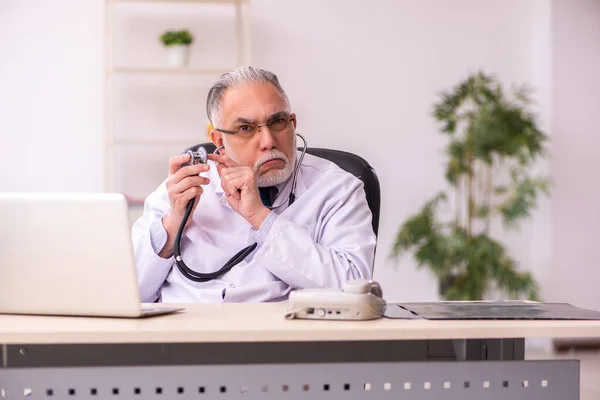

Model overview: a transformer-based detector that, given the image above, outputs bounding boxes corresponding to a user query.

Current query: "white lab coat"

[131,151,376,303]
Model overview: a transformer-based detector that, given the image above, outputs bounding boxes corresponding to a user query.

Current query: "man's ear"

[210,130,224,148]
[292,113,297,129]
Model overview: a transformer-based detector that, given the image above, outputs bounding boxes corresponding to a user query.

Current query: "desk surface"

[1,303,600,345]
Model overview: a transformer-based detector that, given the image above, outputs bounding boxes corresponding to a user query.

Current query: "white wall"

[548,0,600,310]
[0,0,104,192]
[1,0,596,305]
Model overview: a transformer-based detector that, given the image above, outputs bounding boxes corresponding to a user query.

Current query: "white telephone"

[285,279,386,320]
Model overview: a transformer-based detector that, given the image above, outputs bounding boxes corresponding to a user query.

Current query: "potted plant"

[159,29,194,67]
[390,71,550,301]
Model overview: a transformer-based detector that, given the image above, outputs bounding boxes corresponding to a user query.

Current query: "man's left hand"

[208,153,271,230]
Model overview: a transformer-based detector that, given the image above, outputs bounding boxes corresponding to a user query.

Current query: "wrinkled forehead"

[219,82,290,124]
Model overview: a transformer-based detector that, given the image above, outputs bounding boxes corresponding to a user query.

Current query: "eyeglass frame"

[213,113,296,138]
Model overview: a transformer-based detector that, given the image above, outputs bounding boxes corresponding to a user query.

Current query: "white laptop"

[0,192,183,318]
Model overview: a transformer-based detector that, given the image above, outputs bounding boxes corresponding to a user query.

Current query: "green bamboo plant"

[391,71,550,301]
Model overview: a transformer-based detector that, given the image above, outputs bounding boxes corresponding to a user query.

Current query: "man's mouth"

[259,158,285,170]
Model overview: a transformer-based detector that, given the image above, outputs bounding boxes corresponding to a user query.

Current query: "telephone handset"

[285,279,386,320]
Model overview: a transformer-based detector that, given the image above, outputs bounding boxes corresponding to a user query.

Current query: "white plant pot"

[167,44,190,67]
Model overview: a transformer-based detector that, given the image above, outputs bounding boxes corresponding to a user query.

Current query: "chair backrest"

[184,143,381,237]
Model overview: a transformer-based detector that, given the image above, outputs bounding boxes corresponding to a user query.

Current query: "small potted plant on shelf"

[159,29,194,67]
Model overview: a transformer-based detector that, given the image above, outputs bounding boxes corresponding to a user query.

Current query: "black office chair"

[184,143,381,237]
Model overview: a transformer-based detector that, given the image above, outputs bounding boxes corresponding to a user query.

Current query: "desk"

[2,303,600,399]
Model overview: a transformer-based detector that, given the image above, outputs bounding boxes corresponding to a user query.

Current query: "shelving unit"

[103,0,251,218]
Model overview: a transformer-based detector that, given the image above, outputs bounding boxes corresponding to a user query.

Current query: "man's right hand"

[159,153,211,258]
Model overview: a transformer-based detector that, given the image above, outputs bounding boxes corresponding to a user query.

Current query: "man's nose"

[257,125,276,150]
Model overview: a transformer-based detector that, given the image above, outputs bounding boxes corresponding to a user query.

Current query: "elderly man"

[132,66,376,303]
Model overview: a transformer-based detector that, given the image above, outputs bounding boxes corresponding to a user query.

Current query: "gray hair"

[206,66,290,128]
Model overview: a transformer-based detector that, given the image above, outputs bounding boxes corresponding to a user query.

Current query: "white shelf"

[109,66,233,76]
[104,0,251,197]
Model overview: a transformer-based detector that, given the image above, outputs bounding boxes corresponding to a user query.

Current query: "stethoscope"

[173,133,308,282]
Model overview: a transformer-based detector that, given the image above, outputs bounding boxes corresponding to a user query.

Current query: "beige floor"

[526,348,600,400]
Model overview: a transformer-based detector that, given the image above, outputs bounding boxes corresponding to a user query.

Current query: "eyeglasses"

[214,114,295,140]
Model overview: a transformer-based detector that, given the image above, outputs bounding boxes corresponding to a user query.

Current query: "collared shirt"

[131,151,376,303]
